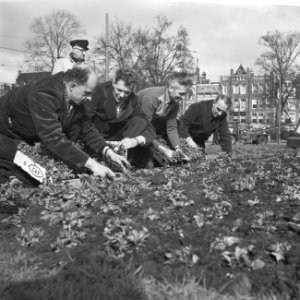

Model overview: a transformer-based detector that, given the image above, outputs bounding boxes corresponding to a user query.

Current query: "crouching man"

[179,95,232,156]
[0,66,129,186]
[83,68,156,169]
[137,71,193,165]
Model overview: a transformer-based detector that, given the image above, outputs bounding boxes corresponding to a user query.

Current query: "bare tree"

[256,30,300,139]
[92,18,150,84]
[24,10,82,72]
[94,15,195,89]
[144,15,194,85]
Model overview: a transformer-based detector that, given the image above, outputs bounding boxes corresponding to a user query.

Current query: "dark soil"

[0,143,300,299]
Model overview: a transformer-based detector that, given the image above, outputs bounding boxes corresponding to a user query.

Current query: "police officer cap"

[70,39,89,51]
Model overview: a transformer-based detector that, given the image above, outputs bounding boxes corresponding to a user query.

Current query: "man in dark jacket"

[0,66,129,185]
[86,68,156,168]
[179,95,232,154]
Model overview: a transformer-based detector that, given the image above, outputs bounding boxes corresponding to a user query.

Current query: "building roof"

[16,71,51,86]
[234,64,247,75]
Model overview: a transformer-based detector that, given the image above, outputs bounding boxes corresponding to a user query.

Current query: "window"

[266,111,274,124]
[252,83,258,94]
[240,83,246,94]
[233,84,239,94]
[233,99,240,111]
[288,100,296,110]
[252,99,257,109]
[258,83,264,93]
[240,99,247,111]
[222,85,228,94]
[289,112,296,122]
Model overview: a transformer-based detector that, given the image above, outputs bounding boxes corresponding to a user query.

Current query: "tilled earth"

[0,143,300,299]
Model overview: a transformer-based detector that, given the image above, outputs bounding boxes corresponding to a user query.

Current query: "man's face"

[113,80,132,104]
[72,47,86,60]
[69,73,97,105]
[212,98,230,118]
[168,80,190,103]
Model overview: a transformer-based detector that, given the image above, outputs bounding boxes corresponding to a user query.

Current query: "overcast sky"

[1,0,300,83]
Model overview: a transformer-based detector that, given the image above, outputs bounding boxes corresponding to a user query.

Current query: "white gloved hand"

[118,137,139,150]
[104,147,131,172]
[157,145,177,163]
[186,137,199,149]
[102,146,130,172]
[174,146,191,162]
[84,157,116,180]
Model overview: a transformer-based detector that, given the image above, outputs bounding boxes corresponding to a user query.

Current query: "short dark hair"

[167,71,193,86]
[64,65,92,85]
[114,68,136,87]
[215,94,232,108]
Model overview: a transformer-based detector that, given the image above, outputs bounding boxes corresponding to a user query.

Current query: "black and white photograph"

[1,0,300,299]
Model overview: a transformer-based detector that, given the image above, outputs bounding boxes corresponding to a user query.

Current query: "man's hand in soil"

[104,147,131,172]
[84,157,116,180]
[157,144,177,163]
[174,146,191,162]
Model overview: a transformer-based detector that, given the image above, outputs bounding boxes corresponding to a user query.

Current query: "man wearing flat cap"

[52,39,89,74]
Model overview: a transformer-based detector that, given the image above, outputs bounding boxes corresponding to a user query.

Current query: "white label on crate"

[13,150,46,183]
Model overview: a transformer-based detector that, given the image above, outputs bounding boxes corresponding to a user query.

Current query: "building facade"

[183,72,221,114]
[220,64,300,129]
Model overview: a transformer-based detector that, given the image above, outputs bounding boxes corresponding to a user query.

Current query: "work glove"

[157,145,177,163]
[174,146,191,162]
[103,147,130,172]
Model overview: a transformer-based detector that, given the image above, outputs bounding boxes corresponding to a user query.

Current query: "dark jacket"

[87,81,155,145]
[180,100,232,153]
[0,72,107,171]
